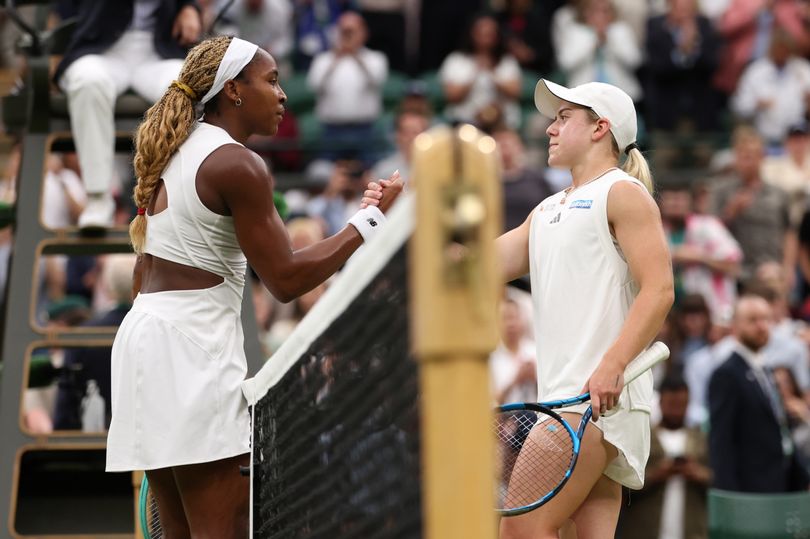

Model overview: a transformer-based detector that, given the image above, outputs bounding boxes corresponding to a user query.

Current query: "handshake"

[346,170,404,243]
[360,170,403,213]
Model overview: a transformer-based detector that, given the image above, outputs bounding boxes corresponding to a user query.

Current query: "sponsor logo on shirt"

[569,199,593,209]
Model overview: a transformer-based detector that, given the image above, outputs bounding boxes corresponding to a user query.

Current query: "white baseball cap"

[534,79,638,154]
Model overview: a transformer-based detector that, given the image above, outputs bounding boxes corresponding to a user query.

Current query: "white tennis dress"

[529,168,654,489]
[106,122,251,471]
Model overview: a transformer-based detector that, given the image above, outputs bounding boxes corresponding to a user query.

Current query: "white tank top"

[144,122,248,298]
[529,168,652,410]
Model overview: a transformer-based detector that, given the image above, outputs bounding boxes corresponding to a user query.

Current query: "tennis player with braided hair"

[106,36,402,537]
[364,79,673,537]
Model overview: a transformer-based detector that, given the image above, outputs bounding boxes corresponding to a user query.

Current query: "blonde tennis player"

[495,81,673,538]
[363,80,673,537]
[106,36,401,538]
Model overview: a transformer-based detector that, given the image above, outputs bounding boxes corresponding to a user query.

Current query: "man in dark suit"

[708,294,810,492]
[53,0,201,230]
[644,0,720,168]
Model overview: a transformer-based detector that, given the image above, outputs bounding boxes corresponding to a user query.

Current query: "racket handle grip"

[623,342,670,385]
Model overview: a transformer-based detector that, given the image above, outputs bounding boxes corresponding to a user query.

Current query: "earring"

[235,97,242,107]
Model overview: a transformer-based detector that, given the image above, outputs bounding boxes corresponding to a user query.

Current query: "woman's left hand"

[582,360,624,421]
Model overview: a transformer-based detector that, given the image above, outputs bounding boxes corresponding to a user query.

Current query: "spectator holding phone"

[619,377,711,539]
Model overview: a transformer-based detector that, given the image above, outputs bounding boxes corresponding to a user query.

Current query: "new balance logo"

[367,218,378,227]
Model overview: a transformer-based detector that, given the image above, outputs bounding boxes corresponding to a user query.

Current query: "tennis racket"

[139,475,162,539]
[494,341,669,517]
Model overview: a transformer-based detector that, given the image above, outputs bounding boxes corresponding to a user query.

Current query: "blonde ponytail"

[129,36,234,254]
[622,147,653,195]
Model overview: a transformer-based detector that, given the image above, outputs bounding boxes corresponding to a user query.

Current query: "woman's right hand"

[361,170,402,212]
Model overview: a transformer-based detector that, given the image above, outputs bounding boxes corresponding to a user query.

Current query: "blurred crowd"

[2,0,810,537]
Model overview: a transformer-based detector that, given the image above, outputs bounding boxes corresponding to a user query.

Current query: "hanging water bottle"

[81,379,105,432]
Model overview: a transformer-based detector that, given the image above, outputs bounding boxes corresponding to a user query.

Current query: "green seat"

[521,70,542,106]
[382,70,407,108]
[418,70,445,111]
[297,111,323,154]
[708,489,810,539]
[282,71,315,116]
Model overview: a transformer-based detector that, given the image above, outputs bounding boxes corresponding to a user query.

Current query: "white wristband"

[348,206,386,243]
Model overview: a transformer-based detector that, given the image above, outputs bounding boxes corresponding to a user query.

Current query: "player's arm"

[495,211,533,283]
[606,181,674,367]
[212,146,399,302]
[586,181,675,417]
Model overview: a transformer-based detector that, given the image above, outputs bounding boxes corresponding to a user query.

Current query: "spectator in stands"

[708,294,810,492]
[682,314,735,428]
[42,153,86,229]
[260,217,328,354]
[494,0,564,74]
[53,0,202,231]
[709,126,795,283]
[307,11,388,163]
[294,0,351,70]
[552,0,643,104]
[713,0,810,97]
[676,294,714,363]
[218,0,294,74]
[356,0,408,73]
[762,123,810,227]
[439,13,522,129]
[53,254,136,431]
[659,182,742,323]
[370,108,430,186]
[797,202,810,306]
[644,0,721,140]
[732,29,810,148]
[619,377,710,539]
[492,126,553,233]
[749,268,810,403]
[489,297,536,405]
[612,0,652,45]
[398,80,434,118]
[772,366,810,474]
[417,0,485,72]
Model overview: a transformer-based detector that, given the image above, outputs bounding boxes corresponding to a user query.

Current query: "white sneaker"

[78,194,115,233]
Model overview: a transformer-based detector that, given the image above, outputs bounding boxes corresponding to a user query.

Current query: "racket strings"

[495,411,575,510]
[147,489,163,539]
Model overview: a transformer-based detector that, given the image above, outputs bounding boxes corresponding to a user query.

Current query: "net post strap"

[247,403,255,539]
[240,193,415,405]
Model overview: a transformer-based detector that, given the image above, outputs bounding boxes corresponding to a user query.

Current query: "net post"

[411,124,502,539]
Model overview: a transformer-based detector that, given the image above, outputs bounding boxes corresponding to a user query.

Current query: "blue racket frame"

[496,392,596,516]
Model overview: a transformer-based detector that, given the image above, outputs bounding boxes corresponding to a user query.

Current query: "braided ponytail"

[129,36,233,254]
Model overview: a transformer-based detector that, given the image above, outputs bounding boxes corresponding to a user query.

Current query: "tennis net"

[242,195,421,539]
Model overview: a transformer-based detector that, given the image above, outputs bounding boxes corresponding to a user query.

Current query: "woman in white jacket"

[552,0,643,102]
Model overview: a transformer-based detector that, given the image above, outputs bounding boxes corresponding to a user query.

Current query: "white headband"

[200,37,259,104]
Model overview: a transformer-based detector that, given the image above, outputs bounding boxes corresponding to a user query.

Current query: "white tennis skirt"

[562,385,652,490]
[106,283,251,471]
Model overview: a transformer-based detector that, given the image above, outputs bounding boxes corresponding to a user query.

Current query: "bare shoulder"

[607,179,660,223]
[197,144,273,214]
[199,144,269,185]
